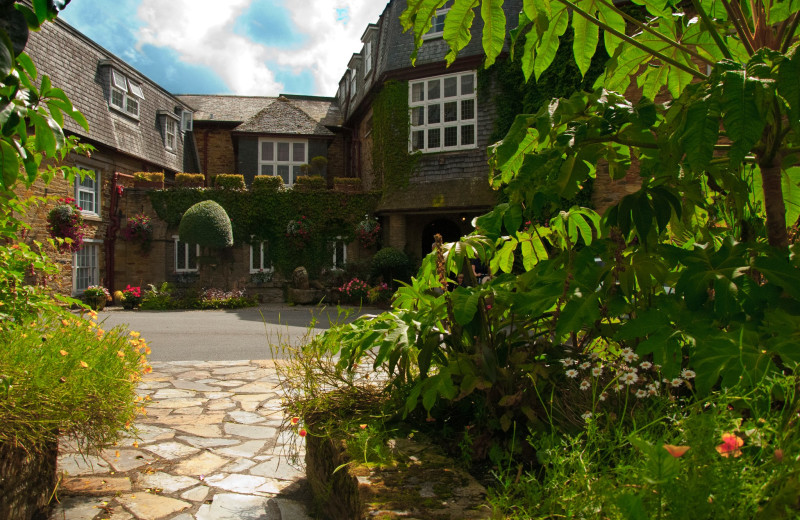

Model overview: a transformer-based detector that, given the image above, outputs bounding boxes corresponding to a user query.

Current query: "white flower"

[671,378,683,387]
[647,383,658,392]
[639,361,653,370]
[614,383,625,392]
[560,358,575,366]
[636,389,648,398]
[580,380,591,390]
[598,392,608,401]
[581,411,593,420]
[624,351,639,363]
[621,372,639,385]
[654,364,662,371]
[579,361,592,370]
[566,369,579,378]
[590,352,600,360]
[681,369,696,379]
[591,366,603,377]
[621,347,633,356]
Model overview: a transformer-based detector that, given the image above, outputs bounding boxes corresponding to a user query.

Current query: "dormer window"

[364,41,373,75]
[424,1,452,39]
[181,110,193,132]
[350,68,357,98]
[158,111,180,152]
[109,69,143,118]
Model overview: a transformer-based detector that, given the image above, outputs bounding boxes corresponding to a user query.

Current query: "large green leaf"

[721,69,766,165]
[571,7,599,77]
[681,95,721,172]
[776,47,800,134]
[689,334,774,394]
[443,0,479,65]
[481,0,506,67]
[451,287,482,325]
[0,139,20,188]
[554,292,600,338]
[533,3,568,81]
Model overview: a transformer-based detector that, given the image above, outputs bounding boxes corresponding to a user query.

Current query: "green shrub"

[178,200,233,248]
[310,156,328,175]
[294,175,327,192]
[370,247,411,287]
[251,175,282,192]
[213,174,245,190]
[133,171,164,182]
[175,173,205,187]
[334,177,361,187]
[0,315,149,452]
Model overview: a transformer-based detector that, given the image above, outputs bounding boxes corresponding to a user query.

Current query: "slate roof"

[25,18,193,173]
[177,94,343,133]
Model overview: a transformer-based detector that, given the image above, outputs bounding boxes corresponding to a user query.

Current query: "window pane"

[428,80,440,100]
[428,104,440,124]
[444,126,458,147]
[411,107,424,126]
[412,130,425,151]
[78,191,94,213]
[461,74,474,95]
[112,70,127,90]
[261,141,274,161]
[292,165,302,183]
[461,124,475,145]
[444,101,457,122]
[278,165,290,184]
[292,142,305,162]
[444,77,457,97]
[126,97,139,115]
[428,128,440,149]
[432,13,445,32]
[261,164,274,176]
[461,99,474,120]
[277,142,290,162]
[111,89,124,108]
[411,83,425,102]
[176,241,186,270]
[188,245,197,270]
[129,81,144,99]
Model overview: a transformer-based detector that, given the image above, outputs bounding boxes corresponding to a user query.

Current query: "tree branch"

[720,0,756,54]
[596,0,716,65]
[781,13,800,53]
[690,0,734,59]
[555,0,707,79]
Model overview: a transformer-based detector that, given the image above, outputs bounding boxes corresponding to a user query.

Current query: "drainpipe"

[105,172,133,293]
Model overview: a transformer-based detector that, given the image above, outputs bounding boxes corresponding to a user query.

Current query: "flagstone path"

[50,360,311,520]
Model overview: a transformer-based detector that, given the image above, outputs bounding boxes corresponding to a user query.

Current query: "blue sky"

[60,0,387,96]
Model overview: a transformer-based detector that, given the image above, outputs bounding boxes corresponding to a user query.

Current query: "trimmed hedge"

[294,175,326,192]
[178,200,233,248]
[175,173,205,187]
[252,175,282,192]
[214,174,246,190]
[133,171,164,182]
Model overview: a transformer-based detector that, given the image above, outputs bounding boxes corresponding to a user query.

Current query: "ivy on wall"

[371,80,420,194]
[148,189,380,276]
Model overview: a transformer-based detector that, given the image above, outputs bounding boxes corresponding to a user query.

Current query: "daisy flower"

[624,351,639,363]
[621,372,639,385]
[581,411,593,421]
[635,389,647,398]
[639,361,653,370]
[671,378,683,387]
[598,392,608,401]
[580,380,591,390]
[681,369,696,379]
[566,369,579,379]
[560,358,575,366]
[579,361,591,370]
[591,366,603,377]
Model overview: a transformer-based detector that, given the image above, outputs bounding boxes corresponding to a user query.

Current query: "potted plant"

[286,216,311,247]
[175,173,205,188]
[47,197,86,253]
[355,214,380,248]
[121,285,142,310]
[83,285,111,311]
[122,214,153,252]
[250,268,273,285]
[133,172,165,189]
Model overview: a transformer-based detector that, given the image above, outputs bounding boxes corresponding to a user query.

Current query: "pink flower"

[716,432,744,458]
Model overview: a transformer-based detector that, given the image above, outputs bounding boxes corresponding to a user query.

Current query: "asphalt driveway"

[94,303,378,362]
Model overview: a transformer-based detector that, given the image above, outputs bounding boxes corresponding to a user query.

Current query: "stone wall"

[193,126,236,177]
[0,441,58,520]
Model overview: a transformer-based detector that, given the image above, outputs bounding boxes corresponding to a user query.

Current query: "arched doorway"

[421,218,462,255]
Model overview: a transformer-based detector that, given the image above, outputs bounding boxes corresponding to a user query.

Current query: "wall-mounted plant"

[355,214,380,248]
[175,173,205,188]
[122,214,154,252]
[286,215,311,247]
[213,174,245,190]
[47,197,86,253]
[133,172,164,189]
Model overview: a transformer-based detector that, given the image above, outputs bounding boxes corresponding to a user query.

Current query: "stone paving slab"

[51,360,311,520]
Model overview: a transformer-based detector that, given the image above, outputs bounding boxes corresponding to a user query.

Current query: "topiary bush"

[175,173,205,187]
[294,175,327,192]
[178,200,233,248]
[251,175,282,192]
[213,174,245,190]
[370,247,411,288]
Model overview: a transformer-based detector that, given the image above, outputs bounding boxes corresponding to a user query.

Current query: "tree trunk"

[760,160,789,248]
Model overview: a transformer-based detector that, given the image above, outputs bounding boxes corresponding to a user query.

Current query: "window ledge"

[81,213,102,222]
[108,103,140,121]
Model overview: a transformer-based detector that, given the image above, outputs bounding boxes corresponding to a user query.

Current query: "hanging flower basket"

[46,197,86,253]
[355,215,380,248]
[286,216,311,247]
[122,214,154,252]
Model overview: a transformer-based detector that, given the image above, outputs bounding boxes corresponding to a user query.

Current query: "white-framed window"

[364,40,373,75]
[181,110,193,132]
[109,69,143,118]
[424,1,452,39]
[174,237,199,272]
[409,71,477,153]
[250,241,273,273]
[350,68,357,98]
[73,242,100,294]
[258,138,308,186]
[331,236,347,269]
[163,117,177,151]
[75,167,100,216]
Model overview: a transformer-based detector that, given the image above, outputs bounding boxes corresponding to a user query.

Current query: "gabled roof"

[234,97,334,136]
[177,94,343,131]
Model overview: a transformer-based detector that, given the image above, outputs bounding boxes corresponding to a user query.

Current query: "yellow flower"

[117,350,125,358]
[59,350,68,356]
[129,340,139,347]
[61,319,70,327]
[80,361,89,368]
[89,311,98,320]
[144,346,151,355]
[129,331,140,338]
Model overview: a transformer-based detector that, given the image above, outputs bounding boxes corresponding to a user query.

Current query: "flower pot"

[85,295,107,311]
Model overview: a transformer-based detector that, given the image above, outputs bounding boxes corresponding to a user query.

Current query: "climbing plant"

[371,80,421,193]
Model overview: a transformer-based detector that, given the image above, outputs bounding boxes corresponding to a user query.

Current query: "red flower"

[299,428,307,437]
[663,444,690,458]
[291,416,300,425]
[716,432,744,458]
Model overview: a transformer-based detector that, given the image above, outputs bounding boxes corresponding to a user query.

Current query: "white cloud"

[134,0,388,96]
